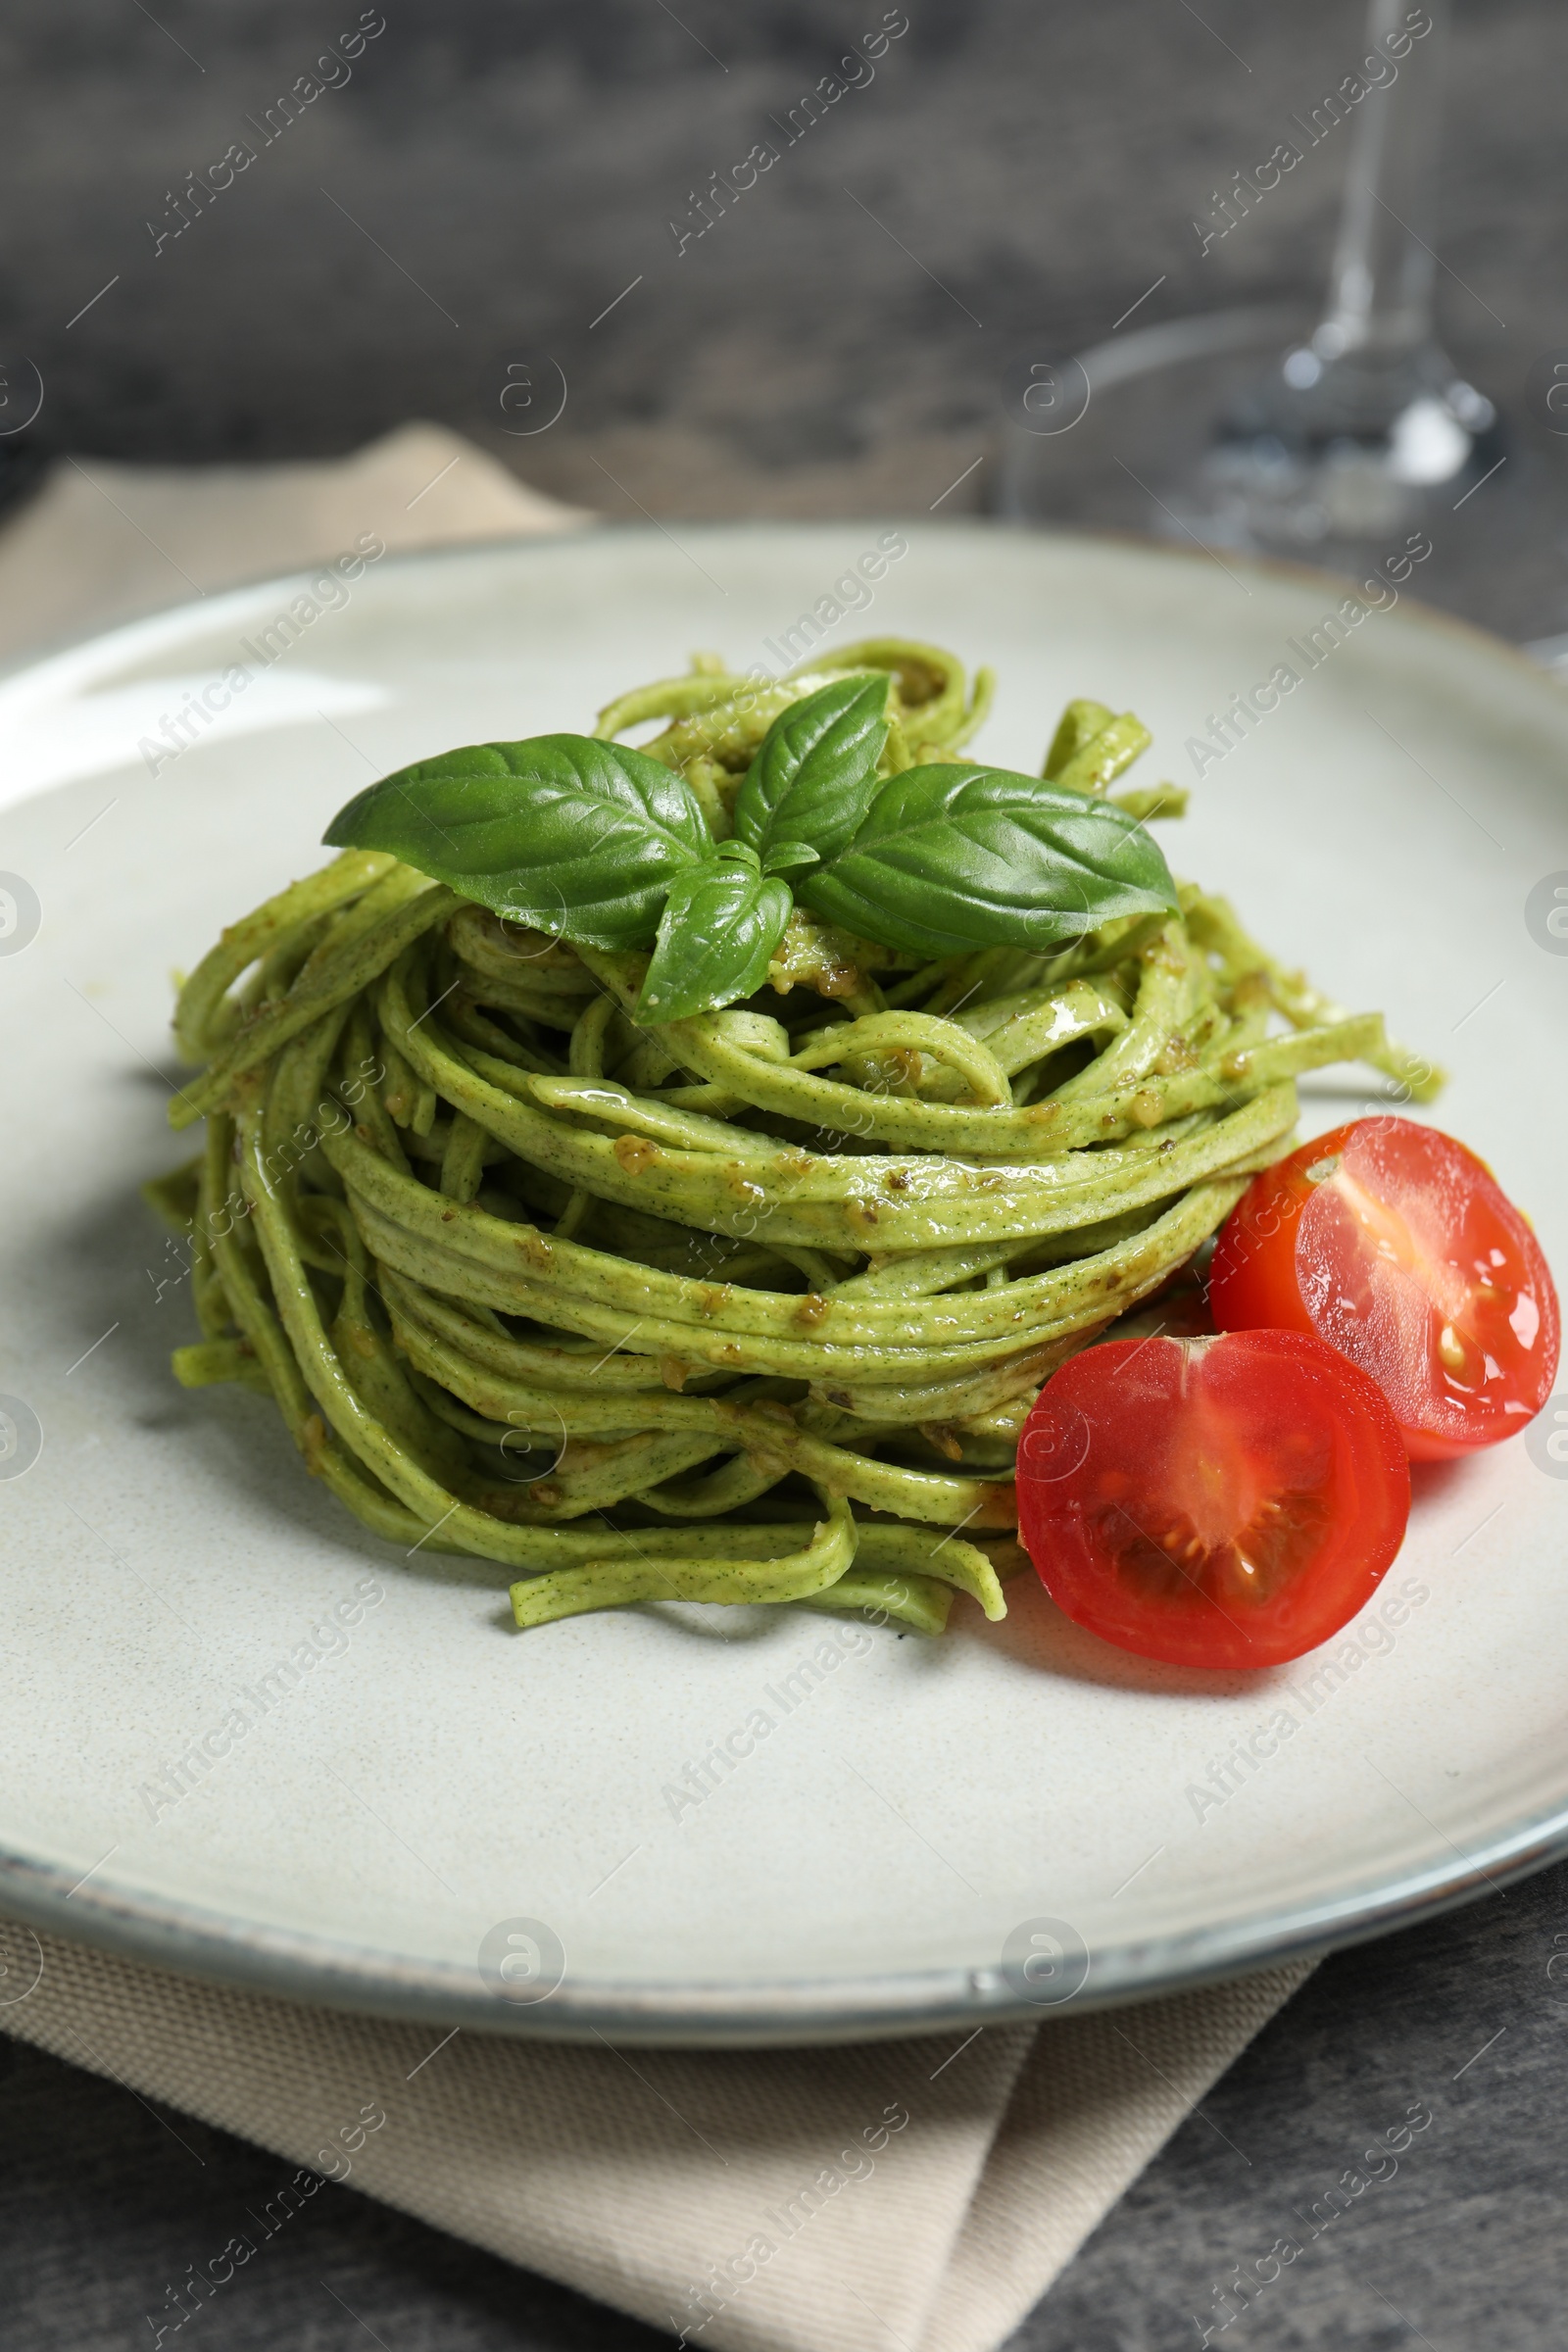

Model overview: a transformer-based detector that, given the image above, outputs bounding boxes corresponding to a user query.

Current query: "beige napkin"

[0,419,588,664]
[0,424,1313,2348]
[2,1913,1307,2352]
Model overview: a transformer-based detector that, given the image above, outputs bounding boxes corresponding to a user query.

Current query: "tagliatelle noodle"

[153,639,1438,1637]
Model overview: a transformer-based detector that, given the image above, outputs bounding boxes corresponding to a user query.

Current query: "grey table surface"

[4,1,1568,2345]
[7,1859,1568,2352]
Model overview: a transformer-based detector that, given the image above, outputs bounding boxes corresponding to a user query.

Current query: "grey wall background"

[2,0,1562,517]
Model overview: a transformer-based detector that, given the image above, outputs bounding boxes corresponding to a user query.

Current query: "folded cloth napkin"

[1,1912,1307,2352]
[0,422,1314,2350]
[0,418,588,664]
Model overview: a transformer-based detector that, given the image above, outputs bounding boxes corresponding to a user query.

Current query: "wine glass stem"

[1317,0,1449,363]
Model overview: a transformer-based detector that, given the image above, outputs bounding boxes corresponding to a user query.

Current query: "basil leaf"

[636,861,794,1025]
[323,735,712,952]
[732,674,891,875]
[801,762,1179,957]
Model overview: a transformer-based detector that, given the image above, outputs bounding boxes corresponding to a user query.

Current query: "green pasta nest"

[151,639,1437,1638]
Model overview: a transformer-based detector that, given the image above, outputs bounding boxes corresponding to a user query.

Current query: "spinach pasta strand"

[156,639,1431,1639]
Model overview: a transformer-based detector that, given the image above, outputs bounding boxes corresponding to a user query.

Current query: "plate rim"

[2,510,1564,713]
[6,516,1567,2044]
[4,1804,1566,2045]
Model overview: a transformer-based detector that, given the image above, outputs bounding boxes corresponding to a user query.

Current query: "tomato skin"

[1016,1330,1409,1670]
[1209,1118,1560,1461]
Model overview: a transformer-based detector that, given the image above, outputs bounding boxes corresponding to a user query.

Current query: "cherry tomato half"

[1208,1117,1559,1461]
[1016,1330,1409,1669]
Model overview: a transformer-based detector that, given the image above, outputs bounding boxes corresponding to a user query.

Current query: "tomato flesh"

[1208,1117,1559,1460]
[1016,1330,1409,1669]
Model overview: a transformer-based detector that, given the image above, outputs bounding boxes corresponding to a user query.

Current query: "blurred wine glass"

[1184,0,1501,546]
[1001,0,1568,648]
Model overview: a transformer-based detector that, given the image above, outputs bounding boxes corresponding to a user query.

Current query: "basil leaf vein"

[636,862,795,1024]
[323,736,712,951]
[732,674,891,876]
[801,762,1180,956]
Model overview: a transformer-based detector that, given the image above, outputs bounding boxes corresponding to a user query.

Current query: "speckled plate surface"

[2,522,1566,2043]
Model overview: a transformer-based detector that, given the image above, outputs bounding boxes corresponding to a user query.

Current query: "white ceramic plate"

[3,523,1567,2044]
